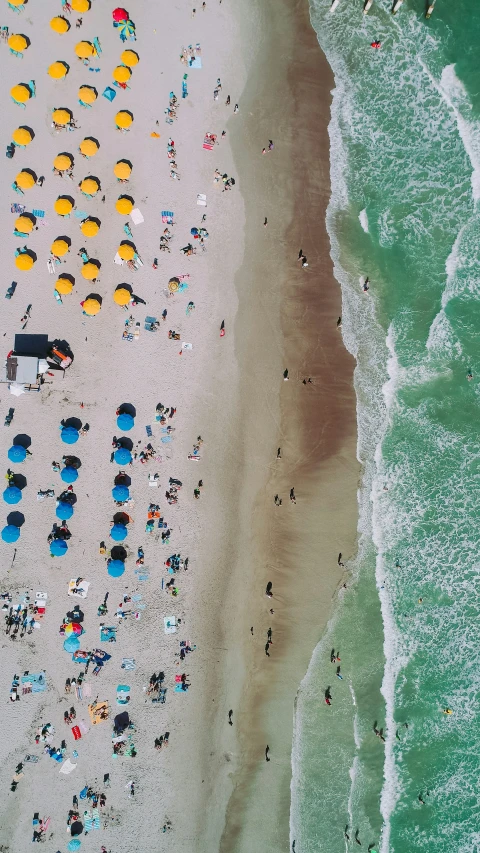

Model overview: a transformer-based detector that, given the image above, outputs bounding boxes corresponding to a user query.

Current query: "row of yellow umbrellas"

[11,129,100,157]
[51,194,136,217]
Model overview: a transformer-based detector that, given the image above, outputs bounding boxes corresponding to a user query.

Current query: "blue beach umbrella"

[8,445,26,463]
[56,501,74,520]
[3,486,22,504]
[108,559,125,577]
[1,524,20,543]
[50,538,68,557]
[116,413,134,431]
[112,484,129,501]
[110,523,127,541]
[63,635,80,653]
[61,466,78,483]
[61,426,79,444]
[114,447,132,465]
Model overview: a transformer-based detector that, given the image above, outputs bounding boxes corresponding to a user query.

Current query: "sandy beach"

[0,0,358,852]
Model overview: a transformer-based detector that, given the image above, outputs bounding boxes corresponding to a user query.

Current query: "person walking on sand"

[264,217,268,227]
[228,710,233,725]
[225,95,230,106]
[265,745,270,761]
[266,582,273,598]
[268,140,274,150]
[290,488,296,504]
[283,369,289,380]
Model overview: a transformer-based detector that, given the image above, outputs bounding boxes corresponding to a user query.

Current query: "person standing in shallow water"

[265,745,270,761]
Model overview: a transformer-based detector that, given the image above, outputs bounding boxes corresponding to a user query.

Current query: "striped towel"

[75,685,83,700]
[84,810,93,832]
[31,209,45,218]
[92,809,101,830]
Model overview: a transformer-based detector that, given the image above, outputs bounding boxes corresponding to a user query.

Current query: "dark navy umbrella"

[2,524,20,543]
[3,486,22,504]
[61,466,78,483]
[8,445,26,463]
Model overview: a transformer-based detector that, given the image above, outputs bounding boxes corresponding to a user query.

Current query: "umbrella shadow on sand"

[117,403,136,417]
[114,472,131,487]
[11,474,27,490]
[62,417,82,431]
[116,436,133,451]
[12,433,31,449]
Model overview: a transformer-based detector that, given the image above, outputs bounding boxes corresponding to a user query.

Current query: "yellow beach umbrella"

[54,153,73,171]
[51,239,70,257]
[49,61,69,80]
[15,215,34,233]
[121,50,139,67]
[115,111,133,130]
[113,66,131,84]
[118,243,135,261]
[16,170,36,190]
[11,84,31,104]
[50,16,70,34]
[78,85,97,104]
[72,0,91,11]
[82,261,100,280]
[75,41,94,59]
[55,276,73,295]
[79,137,99,157]
[113,288,131,306]
[15,253,34,271]
[80,218,100,237]
[115,196,134,214]
[52,109,72,126]
[8,34,28,52]
[83,297,101,316]
[12,127,33,146]
[114,161,131,180]
[8,0,25,6]
[54,196,73,216]
[80,177,100,195]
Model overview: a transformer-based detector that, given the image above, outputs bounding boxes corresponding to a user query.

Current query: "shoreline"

[217,0,360,849]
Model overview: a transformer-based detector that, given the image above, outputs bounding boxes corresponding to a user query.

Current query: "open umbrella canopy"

[56,501,74,519]
[72,0,91,11]
[75,41,94,59]
[61,466,78,483]
[9,0,26,6]
[115,195,134,214]
[83,296,101,315]
[3,486,22,504]
[13,126,34,146]
[115,110,133,130]
[82,260,100,280]
[114,447,132,465]
[117,412,134,430]
[2,525,20,543]
[117,242,135,261]
[54,153,73,171]
[16,170,36,190]
[15,214,34,233]
[113,65,131,84]
[11,84,32,104]
[113,287,131,306]
[113,7,129,21]
[54,195,74,216]
[80,177,100,195]
[108,559,125,577]
[112,484,130,501]
[110,523,128,541]
[51,238,70,256]
[63,635,80,653]
[114,160,131,180]
[61,426,79,444]
[80,217,100,237]
[53,108,73,126]
[49,61,70,79]
[79,137,99,157]
[15,251,35,271]
[8,34,28,52]
[67,839,82,852]
[121,49,139,66]
[50,16,71,34]
[8,445,26,463]
[78,85,97,104]
[56,276,74,295]
[50,538,68,556]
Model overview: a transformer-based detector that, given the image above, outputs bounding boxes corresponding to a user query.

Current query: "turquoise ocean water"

[290,2,480,851]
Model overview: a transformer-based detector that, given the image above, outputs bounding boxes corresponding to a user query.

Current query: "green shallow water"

[291,2,480,851]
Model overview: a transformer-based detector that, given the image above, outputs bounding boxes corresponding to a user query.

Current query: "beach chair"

[31,208,44,218]
[102,86,116,102]
[92,37,102,56]
[145,425,153,437]
[12,183,24,195]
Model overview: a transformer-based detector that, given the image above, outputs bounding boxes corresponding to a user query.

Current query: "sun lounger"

[31,209,44,218]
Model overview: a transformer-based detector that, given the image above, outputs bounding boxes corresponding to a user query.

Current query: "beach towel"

[190,56,202,68]
[83,683,92,697]
[71,725,81,741]
[75,684,83,701]
[79,719,89,735]
[68,579,90,598]
[196,193,207,206]
[74,210,88,218]
[130,207,144,225]
[92,809,101,829]
[84,810,93,832]
[22,672,46,693]
[121,658,136,670]
[88,700,109,725]
[145,425,152,437]
[100,626,117,642]
[59,758,77,775]
[31,209,44,218]
[175,685,188,693]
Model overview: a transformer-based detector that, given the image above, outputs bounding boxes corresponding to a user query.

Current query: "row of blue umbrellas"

[3,443,25,541]
[107,411,136,574]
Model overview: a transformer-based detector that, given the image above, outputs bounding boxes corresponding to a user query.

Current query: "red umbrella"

[113,7,129,21]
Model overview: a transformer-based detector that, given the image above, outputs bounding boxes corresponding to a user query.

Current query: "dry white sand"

[0,0,249,851]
